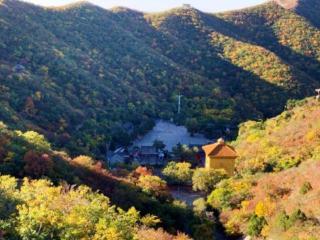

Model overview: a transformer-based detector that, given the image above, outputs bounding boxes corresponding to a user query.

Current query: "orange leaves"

[23,151,53,178]
[135,166,152,176]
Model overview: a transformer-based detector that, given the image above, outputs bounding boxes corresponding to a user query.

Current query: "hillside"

[207,98,320,239]
[210,160,320,239]
[0,122,204,238]
[234,98,320,174]
[0,0,320,158]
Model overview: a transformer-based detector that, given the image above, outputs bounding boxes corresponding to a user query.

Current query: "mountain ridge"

[0,0,319,158]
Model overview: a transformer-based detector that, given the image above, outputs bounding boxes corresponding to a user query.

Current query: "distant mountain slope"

[0,0,319,157]
[275,0,320,27]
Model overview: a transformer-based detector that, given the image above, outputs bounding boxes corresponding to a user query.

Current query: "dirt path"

[169,186,204,206]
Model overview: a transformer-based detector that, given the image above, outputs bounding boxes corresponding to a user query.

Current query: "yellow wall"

[205,156,235,176]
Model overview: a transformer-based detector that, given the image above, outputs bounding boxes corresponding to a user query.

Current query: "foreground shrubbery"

[0,124,209,238]
[0,175,191,239]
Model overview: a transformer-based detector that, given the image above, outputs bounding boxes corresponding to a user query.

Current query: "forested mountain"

[0,0,320,158]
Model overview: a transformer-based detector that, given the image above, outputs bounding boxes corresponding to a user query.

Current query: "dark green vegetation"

[0,0,320,158]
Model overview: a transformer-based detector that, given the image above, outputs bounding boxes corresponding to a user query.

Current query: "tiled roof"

[202,138,237,158]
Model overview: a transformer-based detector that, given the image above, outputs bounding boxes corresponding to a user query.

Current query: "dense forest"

[0,0,320,158]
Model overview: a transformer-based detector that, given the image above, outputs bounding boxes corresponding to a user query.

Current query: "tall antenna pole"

[178,94,182,114]
[105,141,111,168]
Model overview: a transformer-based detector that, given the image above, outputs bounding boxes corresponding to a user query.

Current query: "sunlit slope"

[0,0,319,157]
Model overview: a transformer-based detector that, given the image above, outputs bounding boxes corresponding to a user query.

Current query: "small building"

[139,146,160,165]
[202,138,237,176]
[107,147,130,166]
[182,4,192,9]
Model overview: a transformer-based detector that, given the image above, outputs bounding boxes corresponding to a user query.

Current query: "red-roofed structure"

[202,138,237,176]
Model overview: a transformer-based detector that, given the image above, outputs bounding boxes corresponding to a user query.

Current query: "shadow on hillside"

[201,11,320,94]
[295,0,320,29]
[112,9,298,138]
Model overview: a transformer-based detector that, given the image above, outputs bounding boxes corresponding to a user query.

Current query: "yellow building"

[202,138,237,176]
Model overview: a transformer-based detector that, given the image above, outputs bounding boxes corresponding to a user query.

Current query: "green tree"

[247,214,266,237]
[192,168,227,193]
[185,118,199,136]
[16,131,51,152]
[192,198,207,216]
[153,139,166,151]
[162,162,193,185]
[138,175,168,197]
[72,155,95,168]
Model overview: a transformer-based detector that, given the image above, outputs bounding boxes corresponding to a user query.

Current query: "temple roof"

[202,138,237,158]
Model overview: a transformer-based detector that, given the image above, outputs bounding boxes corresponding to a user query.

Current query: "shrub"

[162,162,193,185]
[23,151,53,178]
[72,155,95,168]
[289,209,307,223]
[135,166,152,176]
[247,214,266,237]
[192,168,227,193]
[16,131,51,151]
[138,175,167,196]
[300,181,312,195]
[207,186,232,210]
[207,179,252,210]
[275,209,307,231]
[192,198,207,216]
[274,156,300,171]
[192,221,215,240]
[140,214,161,227]
[254,198,276,218]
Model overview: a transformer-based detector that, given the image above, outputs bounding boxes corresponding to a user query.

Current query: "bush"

[207,179,252,210]
[23,151,53,178]
[162,162,193,185]
[247,214,266,237]
[138,175,168,197]
[275,209,307,231]
[274,156,300,171]
[276,211,291,231]
[192,221,215,240]
[0,176,156,240]
[135,166,152,177]
[192,168,227,193]
[192,198,207,216]
[16,131,51,152]
[300,181,312,195]
[72,155,95,168]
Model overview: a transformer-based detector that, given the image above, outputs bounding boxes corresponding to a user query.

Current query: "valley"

[133,120,209,151]
[0,0,320,239]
